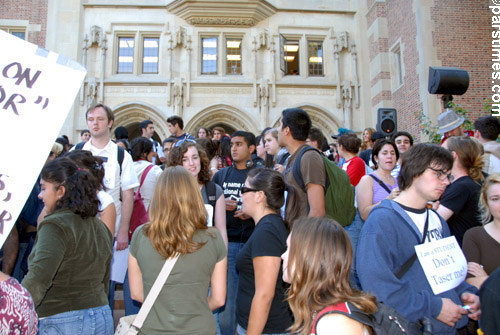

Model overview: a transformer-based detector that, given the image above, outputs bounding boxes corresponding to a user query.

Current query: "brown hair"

[337,133,362,154]
[286,217,377,335]
[446,136,484,183]
[86,103,114,123]
[167,142,211,184]
[144,166,210,258]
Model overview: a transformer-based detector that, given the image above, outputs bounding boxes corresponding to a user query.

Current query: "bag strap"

[131,254,180,331]
[394,207,430,279]
[369,174,392,194]
[291,146,319,192]
[138,165,154,193]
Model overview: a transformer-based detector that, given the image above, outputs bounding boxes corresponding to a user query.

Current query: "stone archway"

[268,104,341,139]
[185,104,259,135]
[112,102,168,141]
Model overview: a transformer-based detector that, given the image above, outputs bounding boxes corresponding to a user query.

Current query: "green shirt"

[22,209,112,318]
[130,225,226,335]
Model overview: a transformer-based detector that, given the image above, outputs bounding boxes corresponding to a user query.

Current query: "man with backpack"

[355,143,480,334]
[278,108,326,221]
[76,103,139,315]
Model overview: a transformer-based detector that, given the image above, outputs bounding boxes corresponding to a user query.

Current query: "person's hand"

[387,187,400,200]
[467,262,487,277]
[115,228,129,251]
[436,298,468,326]
[431,201,440,211]
[461,292,481,321]
[274,164,284,173]
[234,210,251,220]
[225,198,237,211]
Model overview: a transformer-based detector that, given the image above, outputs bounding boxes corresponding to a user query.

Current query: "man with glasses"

[212,131,256,335]
[356,143,481,334]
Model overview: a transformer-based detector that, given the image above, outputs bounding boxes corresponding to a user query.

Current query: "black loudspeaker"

[428,67,469,95]
[376,108,397,137]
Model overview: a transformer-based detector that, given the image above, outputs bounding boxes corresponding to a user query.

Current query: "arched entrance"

[112,102,167,142]
[185,104,259,136]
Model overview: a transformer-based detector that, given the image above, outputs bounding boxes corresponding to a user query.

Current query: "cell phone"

[229,195,239,201]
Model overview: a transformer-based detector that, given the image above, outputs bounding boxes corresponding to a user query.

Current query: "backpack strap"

[292,146,325,193]
[369,174,392,194]
[74,141,124,176]
[216,166,231,186]
[138,165,154,192]
[204,181,217,219]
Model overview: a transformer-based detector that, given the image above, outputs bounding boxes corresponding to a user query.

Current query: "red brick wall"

[0,0,48,47]
[430,0,490,120]
[386,0,423,139]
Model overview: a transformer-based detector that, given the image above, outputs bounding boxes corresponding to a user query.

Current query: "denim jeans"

[344,210,364,259]
[38,305,113,335]
[108,271,140,316]
[237,324,289,335]
[215,241,245,335]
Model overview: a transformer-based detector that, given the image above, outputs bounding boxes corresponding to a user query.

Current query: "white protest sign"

[0,30,86,248]
[415,236,467,295]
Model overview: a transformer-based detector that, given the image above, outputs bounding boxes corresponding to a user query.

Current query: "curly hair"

[144,166,210,258]
[286,217,377,335]
[360,127,376,151]
[41,158,100,218]
[64,150,106,191]
[167,142,211,184]
[337,133,362,154]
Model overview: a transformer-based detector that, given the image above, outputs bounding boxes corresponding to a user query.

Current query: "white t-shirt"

[402,206,443,243]
[82,139,139,235]
[97,190,113,212]
[133,160,163,211]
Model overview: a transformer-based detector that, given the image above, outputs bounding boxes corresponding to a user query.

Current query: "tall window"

[202,37,217,74]
[308,41,323,76]
[118,37,134,73]
[142,37,159,73]
[390,42,404,91]
[226,39,242,75]
[281,38,300,76]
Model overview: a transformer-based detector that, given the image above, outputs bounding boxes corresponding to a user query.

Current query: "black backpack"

[313,301,431,335]
[74,141,124,175]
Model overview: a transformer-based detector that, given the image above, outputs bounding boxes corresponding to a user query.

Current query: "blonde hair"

[479,173,500,224]
[360,127,376,151]
[286,217,377,335]
[446,136,484,182]
[144,166,209,258]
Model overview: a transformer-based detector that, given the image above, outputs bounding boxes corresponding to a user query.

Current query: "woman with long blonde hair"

[282,217,377,335]
[463,173,500,288]
[438,136,485,246]
[128,166,227,334]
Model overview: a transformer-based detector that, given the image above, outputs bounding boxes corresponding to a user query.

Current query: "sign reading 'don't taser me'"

[0,30,86,249]
[415,236,467,295]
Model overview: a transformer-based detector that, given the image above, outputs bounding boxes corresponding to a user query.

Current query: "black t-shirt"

[212,166,255,243]
[440,176,482,246]
[235,214,293,332]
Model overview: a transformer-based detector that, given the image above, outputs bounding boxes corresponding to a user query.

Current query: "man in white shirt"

[139,119,165,164]
[83,104,139,248]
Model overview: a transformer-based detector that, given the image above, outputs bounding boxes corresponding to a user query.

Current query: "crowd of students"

[0,103,499,335]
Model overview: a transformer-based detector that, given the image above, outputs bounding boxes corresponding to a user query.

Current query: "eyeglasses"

[174,139,196,147]
[428,167,453,182]
[240,186,260,194]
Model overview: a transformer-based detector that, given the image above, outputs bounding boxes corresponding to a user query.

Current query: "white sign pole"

[0,30,87,248]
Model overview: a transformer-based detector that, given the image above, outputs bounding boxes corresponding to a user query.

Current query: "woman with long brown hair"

[128,166,227,334]
[281,217,377,335]
[438,136,485,246]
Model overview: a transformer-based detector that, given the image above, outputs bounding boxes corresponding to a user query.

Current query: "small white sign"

[205,204,213,227]
[415,236,467,295]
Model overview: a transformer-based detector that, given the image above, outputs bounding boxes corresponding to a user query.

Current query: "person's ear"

[108,119,114,129]
[249,144,256,154]
[56,185,66,200]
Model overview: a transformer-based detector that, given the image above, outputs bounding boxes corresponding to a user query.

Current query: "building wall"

[0,0,48,47]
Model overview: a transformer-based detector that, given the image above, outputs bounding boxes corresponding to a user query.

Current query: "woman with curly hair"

[281,216,377,335]
[438,136,485,246]
[22,158,113,334]
[128,166,227,334]
[168,141,228,247]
